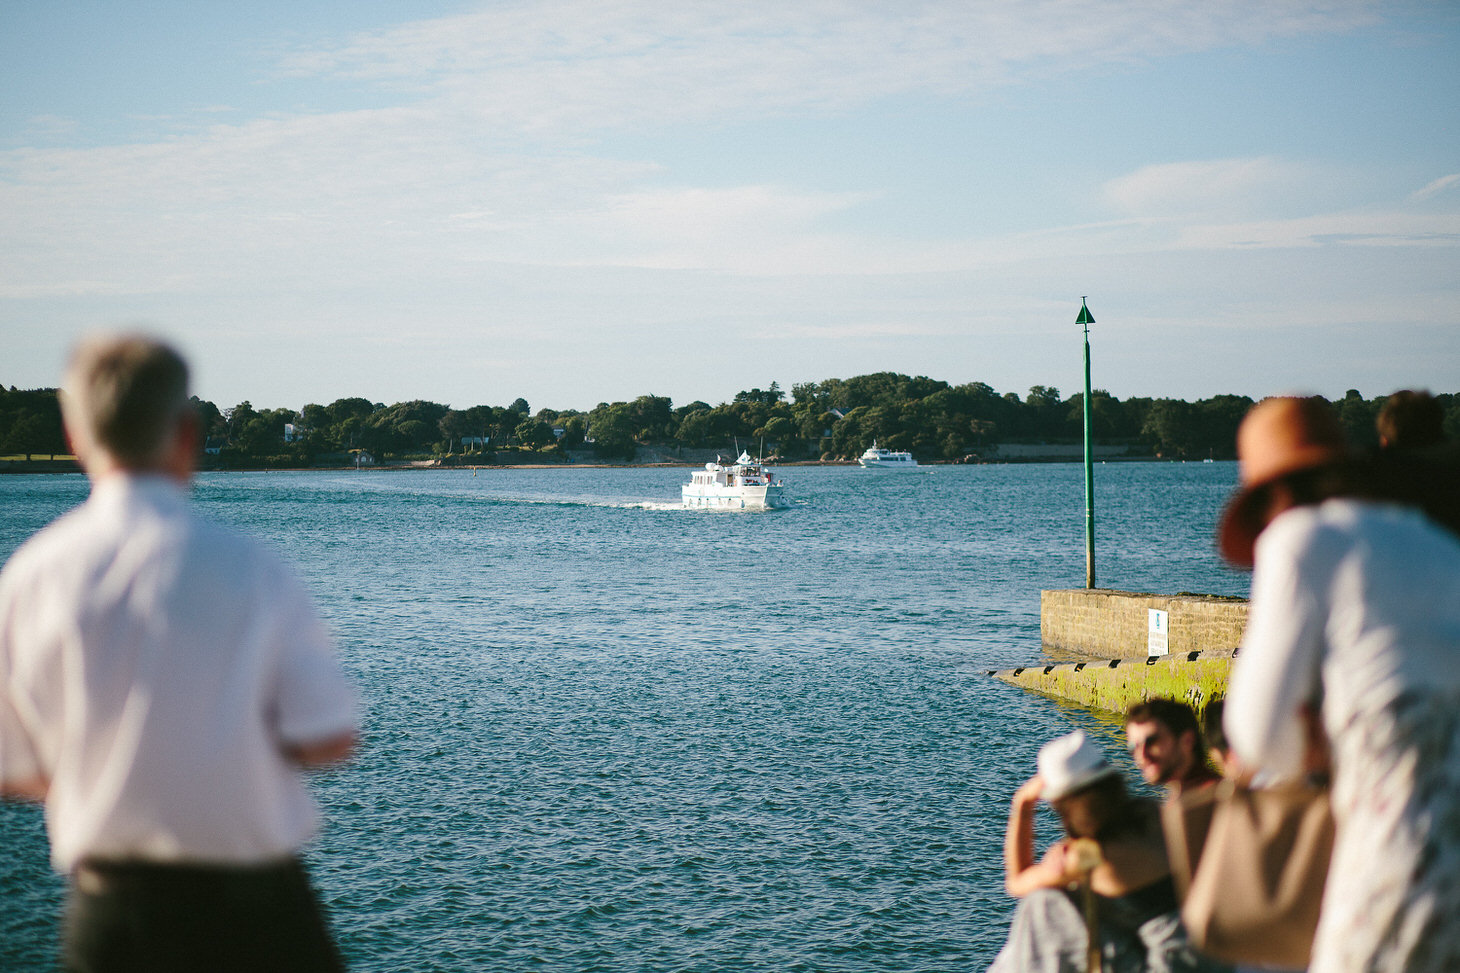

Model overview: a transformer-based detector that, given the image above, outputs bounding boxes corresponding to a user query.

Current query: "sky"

[2,0,1458,415]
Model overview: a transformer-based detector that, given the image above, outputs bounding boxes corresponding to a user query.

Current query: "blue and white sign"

[1148,609,1169,657]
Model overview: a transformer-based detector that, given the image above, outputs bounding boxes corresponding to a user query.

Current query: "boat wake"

[480,495,789,513]
[469,494,688,512]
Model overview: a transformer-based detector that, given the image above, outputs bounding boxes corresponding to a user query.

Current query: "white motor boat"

[858,442,919,469]
[682,452,789,509]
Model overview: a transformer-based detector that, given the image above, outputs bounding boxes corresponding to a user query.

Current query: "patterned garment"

[987,881,1229,973]
[1313,691,1460,972]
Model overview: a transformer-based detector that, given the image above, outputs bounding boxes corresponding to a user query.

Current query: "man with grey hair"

[0,334,358,971]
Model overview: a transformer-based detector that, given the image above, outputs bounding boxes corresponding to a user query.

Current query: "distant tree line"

[0,388,66,460]
[3,375,1457,466]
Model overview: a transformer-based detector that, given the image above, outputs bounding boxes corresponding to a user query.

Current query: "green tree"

[629,395,673,441]
[1336,390,1379,450]
[224,401,258,445]
[235,407,295,454]
[438,410,475,453]
[587,402,637,460]
[674,409,711,447]
[192,397,226,441]
[1141,399,1201,457]
[1025,386,1070,439]
[4,414,50,458]
[364,401,450,455]
[396,419,434,450]
[328,397,376,425]
[299,403,330,433]
[515,418,556,450]
[1441,394,1460,441]
[797,409,835,448]
[0,388,66,458]
[1197,395,1255,458]
[829,406,869,458]
[734,383,783,405]
[1065,390,1121,440]
[791,382,825,409]
[461,405,494,448]
[761,416,795,452]
[561,415,587,449]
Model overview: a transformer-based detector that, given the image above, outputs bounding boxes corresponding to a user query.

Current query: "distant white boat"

[858,442,919,469]
[682,452,789,509]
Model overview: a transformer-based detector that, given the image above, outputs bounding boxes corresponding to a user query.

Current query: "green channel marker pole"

[1077,297,1096,589]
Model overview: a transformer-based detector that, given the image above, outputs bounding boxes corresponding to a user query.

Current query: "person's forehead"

[1125,719,1171,738]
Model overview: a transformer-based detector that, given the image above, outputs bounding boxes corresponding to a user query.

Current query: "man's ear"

[164,409,201,480]
[64,421,94,472]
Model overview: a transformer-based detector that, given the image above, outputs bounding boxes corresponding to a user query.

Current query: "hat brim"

[1042,763,1118,803]
[1217,483,1273,570]
[1217,457,1350,569]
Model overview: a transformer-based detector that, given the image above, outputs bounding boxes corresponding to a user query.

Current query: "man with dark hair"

[0,334,358,972]
[1199,699,1238,779]
[1376,388,1445,451]
[1124,698,1220,795]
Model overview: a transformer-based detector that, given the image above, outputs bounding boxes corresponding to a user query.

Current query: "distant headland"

[3,373,1455,472]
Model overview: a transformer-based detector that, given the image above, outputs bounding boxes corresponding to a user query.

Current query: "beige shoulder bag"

[1161,779,1333,969]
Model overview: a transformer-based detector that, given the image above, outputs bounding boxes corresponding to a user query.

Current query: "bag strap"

[1159,785,1221,901]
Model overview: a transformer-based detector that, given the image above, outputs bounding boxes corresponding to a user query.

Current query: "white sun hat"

[1037,730,1118,801]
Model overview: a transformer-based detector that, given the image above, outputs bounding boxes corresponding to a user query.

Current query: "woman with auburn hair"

[1220,396,1460,972]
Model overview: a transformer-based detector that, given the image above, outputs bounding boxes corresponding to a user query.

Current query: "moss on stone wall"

[992,655,1230,717]
[998,588,1242,715]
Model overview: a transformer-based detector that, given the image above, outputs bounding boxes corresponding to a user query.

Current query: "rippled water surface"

[1,462,1245,971]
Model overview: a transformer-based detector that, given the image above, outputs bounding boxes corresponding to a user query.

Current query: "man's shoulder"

[1278,498,1456,562]
[3,491,290,598]
[1263,500,1369,560]
[174,509,304,598]
[114,481,285,570]
[1177,767,1223,792]
[0,502,97,586]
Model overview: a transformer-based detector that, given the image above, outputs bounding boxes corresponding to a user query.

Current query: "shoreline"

[1,455,1193,475]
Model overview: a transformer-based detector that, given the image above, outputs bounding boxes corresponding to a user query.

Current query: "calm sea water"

[0,462,1246,971]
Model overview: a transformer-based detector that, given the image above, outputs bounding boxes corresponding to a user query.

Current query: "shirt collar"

[89,472,191,509]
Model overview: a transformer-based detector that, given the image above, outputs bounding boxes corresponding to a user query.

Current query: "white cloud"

[1085,155,1460,255]
[19,114,79,140]
[573,185,877,273]
[9,0,1450,409]
[1173,210,1460,250]
[1411,173,1460,202]
[1101,157,1324,219]
[275,0,1381,135]
[0,1,1392,301]
[0,106,661,298]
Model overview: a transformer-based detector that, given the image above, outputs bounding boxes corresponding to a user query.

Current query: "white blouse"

[1227,498,1460,776]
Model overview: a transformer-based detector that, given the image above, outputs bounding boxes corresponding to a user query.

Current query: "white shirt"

[0,475,358,871]
[1225,498,1460,780]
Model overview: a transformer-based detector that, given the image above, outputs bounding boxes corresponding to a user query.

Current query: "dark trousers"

[62,857,345,973]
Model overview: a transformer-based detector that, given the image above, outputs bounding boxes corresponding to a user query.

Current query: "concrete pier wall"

[989,589,1249,716]
[1040,589,1247,660]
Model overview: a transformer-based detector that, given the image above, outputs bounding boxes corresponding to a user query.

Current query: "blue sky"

[2,0,1457,414]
